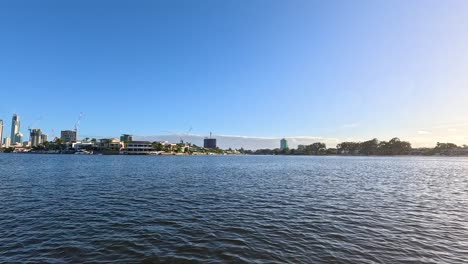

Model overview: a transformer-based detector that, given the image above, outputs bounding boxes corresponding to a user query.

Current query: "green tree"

[3,147,14,153]
[305,142,326,155]
[174,145,182,153]
[152,142,164,151]
[280,147,290,155]
[51,138,65,151]
[337,142,361,155]
[435,142,458,150]
[432,142,458,155]
[164,144,173,153]
[378,138,412,155]
[43,141,50,149]
[360,138,379,155]
[326,148,338,155]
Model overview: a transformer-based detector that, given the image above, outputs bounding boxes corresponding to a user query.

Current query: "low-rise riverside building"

[73,142,95,151]
[410,148,431,155]
[99,138,123,151]
[121,141,154,155]
[439,147,468,156]
[13,146,29,152]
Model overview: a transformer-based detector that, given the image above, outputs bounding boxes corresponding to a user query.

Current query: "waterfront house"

[99,138,123,151]
[121,141,154,155]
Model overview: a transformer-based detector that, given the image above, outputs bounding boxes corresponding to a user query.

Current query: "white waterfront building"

[3,137,11,148]
[122,141,154,155]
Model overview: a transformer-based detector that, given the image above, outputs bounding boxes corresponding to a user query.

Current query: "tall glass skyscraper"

[0,119,3,146]
[280,138,288,150]
[11,114,22,144]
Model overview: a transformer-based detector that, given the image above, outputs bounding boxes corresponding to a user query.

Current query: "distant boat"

[75,150,92,155]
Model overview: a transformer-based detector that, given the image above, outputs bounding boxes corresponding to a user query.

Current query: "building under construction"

[203,133,217,149]
[61,130,77,143]
[30,129,43,147]
[60,113,82,143]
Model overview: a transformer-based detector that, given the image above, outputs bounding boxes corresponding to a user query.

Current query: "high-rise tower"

[0,119,3,147]
[280,138,288,150]
[30,129,43,147]
[11,114,22,144]
[203,132,217,149]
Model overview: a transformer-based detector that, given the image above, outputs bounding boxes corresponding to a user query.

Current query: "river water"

[0,154,467,263]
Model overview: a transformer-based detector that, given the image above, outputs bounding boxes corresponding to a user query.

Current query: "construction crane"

[179,126,193,145]
[74,112,83,140]
[27,116,41,140]
[51,129,56,141]
[74,113,83,133]
[186,126,192,144]
[182,127,193,154]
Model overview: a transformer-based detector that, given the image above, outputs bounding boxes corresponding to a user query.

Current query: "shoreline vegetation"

[248,138,468,157]
[1,137,468,157]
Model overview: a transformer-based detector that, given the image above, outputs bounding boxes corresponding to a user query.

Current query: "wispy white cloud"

[341,122,360,129]
[417,130,431,135]
[432,122,468,129]
[214,134,278,140]
[213,134,339,141]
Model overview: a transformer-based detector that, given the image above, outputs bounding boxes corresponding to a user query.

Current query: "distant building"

[0,119,3,147]
[14,133,23,145]
[100,138,124,151]
[204,138,217,149]
[10,114,19,142]
[120,134,133,143]
[30,129,43,147]
[280,138,288,150]
[122,141,153,154]
[23,141,31,148]
[72,142,94,151]
[297,144,305,151]
[41,134,48,143]
[10,114,22,144]
[3,137,11,148]
[61,130,77,143]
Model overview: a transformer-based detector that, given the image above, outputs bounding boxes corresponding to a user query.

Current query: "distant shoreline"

[2,152,468,158]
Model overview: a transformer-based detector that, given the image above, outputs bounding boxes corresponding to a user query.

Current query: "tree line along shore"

[246,138,468,157]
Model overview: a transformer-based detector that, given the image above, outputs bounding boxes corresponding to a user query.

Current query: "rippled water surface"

[1,154,468,263]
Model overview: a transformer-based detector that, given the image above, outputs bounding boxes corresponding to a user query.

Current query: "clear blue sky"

[1,0,467,146]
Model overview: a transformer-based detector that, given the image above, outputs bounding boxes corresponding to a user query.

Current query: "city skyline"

[0,111,467,150]
[1,1,468,147]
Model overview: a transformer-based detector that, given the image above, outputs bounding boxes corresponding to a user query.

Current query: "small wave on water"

[1,155,468,263]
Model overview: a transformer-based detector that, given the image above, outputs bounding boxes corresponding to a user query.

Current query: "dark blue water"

[1,154,467,263]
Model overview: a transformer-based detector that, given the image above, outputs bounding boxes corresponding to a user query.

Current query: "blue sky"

[1,0,468,147]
